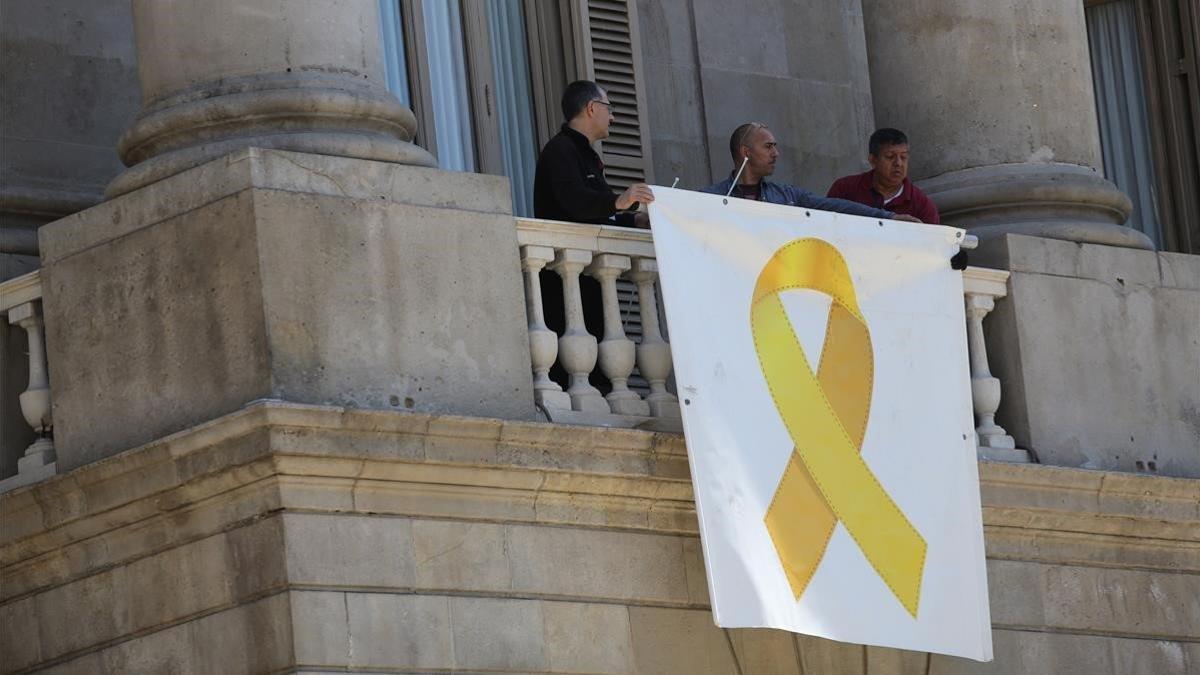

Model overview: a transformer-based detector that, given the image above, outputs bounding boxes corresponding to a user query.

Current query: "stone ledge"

[1,401,1198,672]
[2,401,1195,600]
[39,148,514,265]
[978,461,1200,522]
[971,233,1200,290]
[0,400,687,558]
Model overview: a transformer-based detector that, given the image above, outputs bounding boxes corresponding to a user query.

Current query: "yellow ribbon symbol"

[751,237,926,617]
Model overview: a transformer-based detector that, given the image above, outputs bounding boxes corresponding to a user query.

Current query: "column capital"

[585,253,632,279]
[7,300,42,328]
[549,248,594,273]
[965,293,996,316]
[520,245,557,269]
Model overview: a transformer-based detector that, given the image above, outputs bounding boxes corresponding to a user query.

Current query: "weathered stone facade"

[1,0,1197,673]
[2,402,1197,673]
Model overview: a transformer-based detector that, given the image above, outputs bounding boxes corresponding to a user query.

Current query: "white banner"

[649,187,992,661]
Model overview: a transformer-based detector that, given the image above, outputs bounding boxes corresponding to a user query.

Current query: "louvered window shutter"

[575,0,654,189]
[571,0,657,394]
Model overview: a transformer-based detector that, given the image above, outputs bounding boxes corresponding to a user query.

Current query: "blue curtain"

[1086,0,1163,247]
[378,0,411,106]
[485,0,538,217]
[376,0,536,201]
[424,0,476,172]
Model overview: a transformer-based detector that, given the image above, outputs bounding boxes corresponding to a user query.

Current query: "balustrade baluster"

[629,258,680,418]
[521,246,571,412]
[958,266,1035,465]
[550,249,609,413]
[965,292,1015,450]
[586,254,649,416]
[8,301,55,472]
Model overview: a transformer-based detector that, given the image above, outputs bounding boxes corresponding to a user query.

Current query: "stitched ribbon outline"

[751,237,926,617]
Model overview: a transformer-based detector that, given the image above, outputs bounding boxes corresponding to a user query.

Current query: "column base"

[978,447,1032,463]
[969,234,1200,477]
[0,459,55,494]
[542,406,683,433]
[920,163,1152,250]
[40,148,536,471]
[16,437,55,473]
[108,130,438,198]
[534,388,572,412]
[607,391,651,416]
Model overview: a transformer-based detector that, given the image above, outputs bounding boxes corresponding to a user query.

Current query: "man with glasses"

[534,80,654,228]
[534,81,654,392]
[703,122,921,222]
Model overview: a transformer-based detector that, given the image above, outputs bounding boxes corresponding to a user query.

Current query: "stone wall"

[636,0,876,195]
[0,0,139,279]
[37,149,536,472]
[975,235,1200,478]
[860,0,1103,182]
[3,402,1196,673]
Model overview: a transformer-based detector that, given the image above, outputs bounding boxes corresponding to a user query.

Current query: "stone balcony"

[0,399,1195,672]
[1,213,1032,491]
[6,147,1193,485]
[0,149,1196,673]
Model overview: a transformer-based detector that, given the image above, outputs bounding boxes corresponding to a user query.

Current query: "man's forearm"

[799,193,893,219]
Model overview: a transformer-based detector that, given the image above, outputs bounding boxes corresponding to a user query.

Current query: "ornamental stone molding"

[920,163,1148,249]
[1,401,1196,672]
[107,0,435,197]
[860,0,1148,249]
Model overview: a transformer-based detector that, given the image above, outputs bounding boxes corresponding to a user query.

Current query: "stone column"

[107,0,435,196]
[40,1,536,470]
[860,0,1150,249]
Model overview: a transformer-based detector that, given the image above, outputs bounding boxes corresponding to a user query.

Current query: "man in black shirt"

[535,81,655,398]
[534,80,654,227]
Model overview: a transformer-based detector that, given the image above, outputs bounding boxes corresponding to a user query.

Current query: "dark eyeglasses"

[590,99,613,110]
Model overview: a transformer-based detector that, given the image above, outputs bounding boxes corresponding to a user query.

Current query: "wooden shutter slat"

[579,0,654,185]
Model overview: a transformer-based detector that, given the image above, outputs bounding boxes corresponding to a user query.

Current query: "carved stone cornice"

[2,401,1195,605]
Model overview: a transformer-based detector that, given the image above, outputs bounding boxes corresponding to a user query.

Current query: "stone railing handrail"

[515,217,656,258]
[516,218,1029,461]
[0,270,43,313]
[0,269,56,492]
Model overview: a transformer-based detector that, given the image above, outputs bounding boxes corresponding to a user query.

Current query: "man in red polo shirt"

[827,128,940,224]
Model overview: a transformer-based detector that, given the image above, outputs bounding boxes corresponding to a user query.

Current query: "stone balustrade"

[0,270,56,492]
[516,218,681,430]
[962,266,1032,463]
[516,218,1030,462]
[0,223,1027,494]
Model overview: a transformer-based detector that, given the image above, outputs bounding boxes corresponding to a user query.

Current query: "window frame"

[1085,0,1200,253]
[391,0,568,178]
[382,0,656,202]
